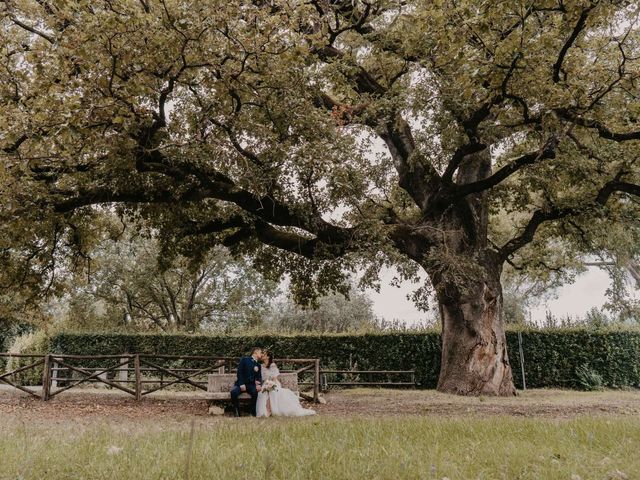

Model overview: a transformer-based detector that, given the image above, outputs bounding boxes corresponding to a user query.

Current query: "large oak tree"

[2,0,640,395]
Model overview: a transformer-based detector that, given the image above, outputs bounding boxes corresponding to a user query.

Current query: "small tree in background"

[268,286,378,333]
[61,231,278,333]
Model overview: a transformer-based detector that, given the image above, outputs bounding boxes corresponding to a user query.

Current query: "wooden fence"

[1,352,416,402]
[320,370,416,390]
[0,353,322,402]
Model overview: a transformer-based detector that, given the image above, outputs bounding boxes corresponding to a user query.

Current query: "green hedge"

[506,330,640,389]
[49,330,640,389]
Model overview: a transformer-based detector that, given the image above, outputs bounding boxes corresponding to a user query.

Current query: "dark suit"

[230,356,262,416]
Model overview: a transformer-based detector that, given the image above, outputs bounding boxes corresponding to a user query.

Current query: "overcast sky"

[366,267,617,325]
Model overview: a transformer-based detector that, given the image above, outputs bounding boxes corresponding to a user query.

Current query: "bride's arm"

[271,363,281,384]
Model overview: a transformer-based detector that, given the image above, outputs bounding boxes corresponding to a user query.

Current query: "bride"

[256,350,316,418]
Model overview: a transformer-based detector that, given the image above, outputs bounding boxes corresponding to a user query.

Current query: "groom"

[230,347,263,417]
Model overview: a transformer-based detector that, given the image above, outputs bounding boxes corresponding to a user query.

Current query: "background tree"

[2,1,640,395]
[268,286,378,333]
[62,233,278,333]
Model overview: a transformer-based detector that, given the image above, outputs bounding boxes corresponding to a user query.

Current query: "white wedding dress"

[256,363,316,417]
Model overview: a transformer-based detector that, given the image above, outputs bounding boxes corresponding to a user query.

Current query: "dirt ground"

[326,388,640,418]
[1,385,639,422]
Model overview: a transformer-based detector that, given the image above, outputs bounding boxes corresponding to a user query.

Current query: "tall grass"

[0,415,638,479]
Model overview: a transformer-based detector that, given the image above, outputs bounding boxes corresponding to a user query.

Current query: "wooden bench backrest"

[208,373,299,393]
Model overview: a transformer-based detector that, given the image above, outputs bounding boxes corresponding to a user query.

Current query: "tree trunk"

[434,265,516,396]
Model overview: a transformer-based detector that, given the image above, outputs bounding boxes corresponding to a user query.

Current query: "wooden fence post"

[51,361,59,389]
[313,359,320,403]
[134,354,142,401]
[42,354,51,401]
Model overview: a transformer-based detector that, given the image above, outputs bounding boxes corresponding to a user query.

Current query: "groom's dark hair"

[250,347,262,355]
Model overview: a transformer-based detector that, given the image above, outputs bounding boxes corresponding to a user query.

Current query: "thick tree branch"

[499,178,640,259]
[555,108,640,142]
[595,180,640,203]
[311,79,439,210]
[442,142,487,184]
[182,215,248,236]
[50,139,358,258]
[7,15,55,44]
[499,205,577,260]
[253,220,350,259]
[53,181,356,259]
[186,213,354,259]
[378,118,439,210]
[387,223,433,264]
[553,4,597,83]
[52,188,185,213]
[454,137,558,197]
[1,134,28,153]
[134,152,348,241]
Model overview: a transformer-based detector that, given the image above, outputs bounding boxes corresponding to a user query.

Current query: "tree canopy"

[2,0,640,394]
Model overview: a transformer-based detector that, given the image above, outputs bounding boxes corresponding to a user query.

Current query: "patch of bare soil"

[312,389,640,418]
[0,388,210,423]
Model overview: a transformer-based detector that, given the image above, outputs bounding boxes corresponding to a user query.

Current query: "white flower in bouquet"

[262,380,278,392]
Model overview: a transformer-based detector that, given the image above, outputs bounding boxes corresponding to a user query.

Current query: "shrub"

[575,364,604,391]
[4,330,51,386]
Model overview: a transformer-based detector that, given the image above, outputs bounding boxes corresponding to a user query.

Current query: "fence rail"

[319,369,416,390]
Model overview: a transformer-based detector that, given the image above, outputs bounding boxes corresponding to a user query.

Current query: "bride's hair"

[264,350,274,368]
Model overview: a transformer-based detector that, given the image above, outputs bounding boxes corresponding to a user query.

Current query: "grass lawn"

[1,414,638,480]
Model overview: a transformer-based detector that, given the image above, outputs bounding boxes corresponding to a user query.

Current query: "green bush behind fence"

[49,330,640,389]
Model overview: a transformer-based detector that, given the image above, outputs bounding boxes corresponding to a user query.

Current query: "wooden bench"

[205,373,300,402]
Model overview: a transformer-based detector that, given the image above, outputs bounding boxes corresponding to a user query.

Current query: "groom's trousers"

[231,383,259,416]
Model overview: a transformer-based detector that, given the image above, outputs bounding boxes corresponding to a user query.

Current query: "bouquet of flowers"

[261,380,278,392]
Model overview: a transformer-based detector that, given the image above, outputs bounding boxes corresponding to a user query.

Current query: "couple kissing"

[231,347,316,418]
